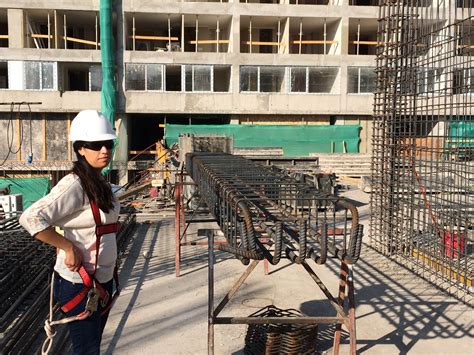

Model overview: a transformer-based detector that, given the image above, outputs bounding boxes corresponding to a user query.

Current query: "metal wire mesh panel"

[371,1,473,302]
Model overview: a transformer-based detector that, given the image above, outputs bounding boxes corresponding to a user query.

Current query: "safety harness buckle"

[85,288,100,312]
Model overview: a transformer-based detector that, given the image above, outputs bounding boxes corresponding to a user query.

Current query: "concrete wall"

[0,112,69,162]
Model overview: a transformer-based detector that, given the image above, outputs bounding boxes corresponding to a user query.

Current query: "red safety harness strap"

[60,199,119,315]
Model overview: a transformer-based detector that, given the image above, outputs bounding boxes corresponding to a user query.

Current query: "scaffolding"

[371,1,473,303]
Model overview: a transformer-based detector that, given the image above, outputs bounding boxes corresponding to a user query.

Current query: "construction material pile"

[0,212,137,354]
[185,153,363,266]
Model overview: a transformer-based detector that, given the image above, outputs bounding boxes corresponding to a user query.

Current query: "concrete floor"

[102,188,474,354]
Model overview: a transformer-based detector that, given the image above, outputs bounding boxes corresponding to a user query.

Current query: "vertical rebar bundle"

[371,0,473,302]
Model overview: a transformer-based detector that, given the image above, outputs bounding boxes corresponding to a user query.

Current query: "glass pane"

[41,62,54,89]
[193,65,211,92]
[25,62,40,90]
[308,67,338,93]
[90,65,102,91]
[347,67,360,94]
[147,64,162,91]
[240,66,258,92]
[125,64,145,90]
[260,66,285,93]
[185,65,193,92]
[359,68,376,93]
[290,67,307,93]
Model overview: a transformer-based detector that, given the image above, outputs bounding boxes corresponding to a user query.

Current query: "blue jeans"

[54,274,113,355]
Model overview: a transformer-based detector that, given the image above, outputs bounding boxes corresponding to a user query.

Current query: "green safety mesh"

[165,124,361,156]
[100,0,116,174]
[0,177,50,209]
[448,120,474,148]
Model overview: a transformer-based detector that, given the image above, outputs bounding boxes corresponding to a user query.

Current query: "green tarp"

[448,120,474,148]
[100,0,116,174]
[0,177,50,209]
[165,124,361,156]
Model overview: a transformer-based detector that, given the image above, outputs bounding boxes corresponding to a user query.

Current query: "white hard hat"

[69,110,117,142]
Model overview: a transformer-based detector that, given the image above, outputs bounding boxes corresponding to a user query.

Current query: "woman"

[20,110,120,355]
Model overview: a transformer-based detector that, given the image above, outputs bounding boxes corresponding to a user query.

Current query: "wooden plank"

[189,39,230,44]
[457,44,474,49]
[31,34,53,39]
[243,41,280,46]
[130,35,178,41]
[412,249,472,287]
[63,36,98,46]
[293,40,338,44]
[129,150,157,154]
[351,40,378,45]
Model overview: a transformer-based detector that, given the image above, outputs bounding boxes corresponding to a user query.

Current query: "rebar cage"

[185,153,363,267]
[371,1,473,302]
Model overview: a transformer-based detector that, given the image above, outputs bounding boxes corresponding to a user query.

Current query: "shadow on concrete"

[103,218,255,354]
[300,248,470,354]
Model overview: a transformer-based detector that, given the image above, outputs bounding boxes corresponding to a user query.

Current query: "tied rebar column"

[371,0,473,303]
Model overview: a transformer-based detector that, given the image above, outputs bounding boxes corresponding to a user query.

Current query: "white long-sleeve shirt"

[19,173,120,283]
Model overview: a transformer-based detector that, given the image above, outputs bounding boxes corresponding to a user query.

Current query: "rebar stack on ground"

[0,212,137,354]
[371,1,473,302]
[185,153,364,266]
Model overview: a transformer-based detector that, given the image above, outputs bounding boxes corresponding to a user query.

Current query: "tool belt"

[60,199,120,317]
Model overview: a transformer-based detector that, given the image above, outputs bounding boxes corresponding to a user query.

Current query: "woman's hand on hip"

[34,227,83,272]
[64,243,83,272]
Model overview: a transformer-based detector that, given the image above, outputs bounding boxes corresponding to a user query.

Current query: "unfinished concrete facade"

[0,0,383,181]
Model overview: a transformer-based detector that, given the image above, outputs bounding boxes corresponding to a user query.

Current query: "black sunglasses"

[82,140,115,151]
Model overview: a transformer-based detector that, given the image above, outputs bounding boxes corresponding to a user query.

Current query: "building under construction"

[0,0,473,354]
[0,0,380,185]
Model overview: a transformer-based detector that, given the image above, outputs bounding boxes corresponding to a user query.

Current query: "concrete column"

[281,17,289,54]
[115,113,129,186]
[231,11,240,54]
[8,9,25,48]
[340,16,349,56]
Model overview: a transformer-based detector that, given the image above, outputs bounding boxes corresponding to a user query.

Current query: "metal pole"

[299,18,303,55]
[216,17,220,53]
[208,229,215,355]
[195,15,199,53]
[47,12,51,49]
[175,173,182,277]
[63,14,67,49]
[95,12,98,50]
[249,17,252,54]
[132,14,135,51]
[168,15,171,52]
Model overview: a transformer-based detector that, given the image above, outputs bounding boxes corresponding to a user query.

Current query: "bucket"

[442,227,465,258]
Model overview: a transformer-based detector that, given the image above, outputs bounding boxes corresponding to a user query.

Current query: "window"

[89,65,102,92]
[240,66,258,92]
[348,67,376,94]
[125,64,164,91]
[24,61,56,90]
[240,66,285,93]
[308,67,338,93]
[260,67,285,93]
[417,68,440,94]
[185,65,212,92]
[241,65,338,94]
[453,68,473,94]
[290,67,307,93]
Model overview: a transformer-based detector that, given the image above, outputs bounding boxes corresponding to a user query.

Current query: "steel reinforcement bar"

[0,212,137,354]
[185,153,363,266]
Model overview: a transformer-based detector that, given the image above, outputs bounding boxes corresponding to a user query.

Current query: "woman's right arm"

[19,174,85,272]
[35,227,83,272]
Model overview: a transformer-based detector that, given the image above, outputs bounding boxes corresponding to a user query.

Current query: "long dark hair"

[72,141,114,212]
